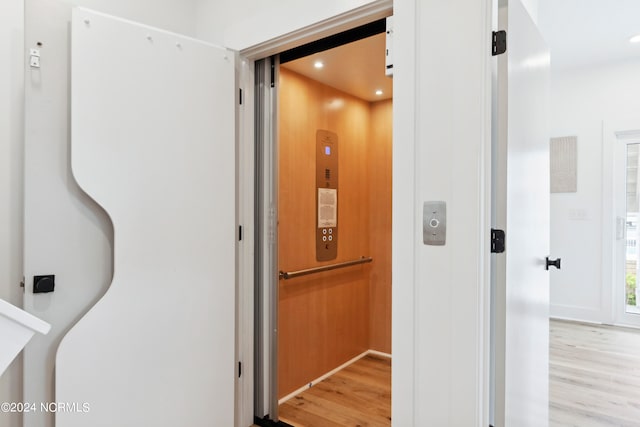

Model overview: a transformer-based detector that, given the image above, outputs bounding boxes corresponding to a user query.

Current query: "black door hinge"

[491,228,505,253]
[270,56,276,88]
[239,88,243,105]
[492,30,507,56]
[238,361,242,378]
[239,225,243,241]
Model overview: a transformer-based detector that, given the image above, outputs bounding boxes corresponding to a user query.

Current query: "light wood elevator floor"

[278,354,391,427]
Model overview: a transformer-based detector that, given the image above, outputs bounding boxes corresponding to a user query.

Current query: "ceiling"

[280,1,640,97]
[281,32,392,102]
[538,0,640,69]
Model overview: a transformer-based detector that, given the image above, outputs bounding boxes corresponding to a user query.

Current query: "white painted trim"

[390,0,416,424]
[236,54,256,427]
[480,1,494,425]
[550,314,603,326]
[0,299,50,335]
[612,131,640,328]
[238,0,393,60]
[613,319,640,329]
[603,118,640,329]
[550,317,640,331]
[236,3,395,423]
[550,305,604,324]
[602,120,616,326]
[277,350,392,405]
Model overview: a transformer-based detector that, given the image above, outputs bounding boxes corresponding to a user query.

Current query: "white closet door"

[493,0,551,425]
[57,8,235,426]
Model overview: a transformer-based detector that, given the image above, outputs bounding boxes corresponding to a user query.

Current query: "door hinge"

[238,361,242,378]
[491,228,505,253]
[492,30,507,56]
[239,88,243,105]
[239,225,243,241]
[270,56,276,88]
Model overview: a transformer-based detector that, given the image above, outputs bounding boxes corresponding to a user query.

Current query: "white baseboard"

[550,304,604,324]
[278,349,392,405]
[550,315,603,325]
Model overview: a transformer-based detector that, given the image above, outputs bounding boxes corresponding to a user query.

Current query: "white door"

[493,0,551,425]
[53,8,235,427]
[613,131,640,327]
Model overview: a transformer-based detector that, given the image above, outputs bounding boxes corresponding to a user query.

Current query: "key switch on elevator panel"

[423,201,446,246]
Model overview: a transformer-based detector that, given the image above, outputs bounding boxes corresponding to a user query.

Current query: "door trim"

[238,0,392,60]
[237,2,394,425]
[236,0,493,425]
[605,120,640,327]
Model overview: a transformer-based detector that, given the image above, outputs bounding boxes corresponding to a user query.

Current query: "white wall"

[520,0,538,23]
[499,0,538,24]
[195,0,381,49]
[550,58,640,323]
[0,1,25,426]
[19,1,199,427]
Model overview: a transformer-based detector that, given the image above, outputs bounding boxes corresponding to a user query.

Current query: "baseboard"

[278,349,392,405]
[367,349,391,358]
[550,304,604,324]
[550,316,604,326]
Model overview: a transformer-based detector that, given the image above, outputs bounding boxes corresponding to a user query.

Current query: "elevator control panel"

[423,201,446,246]
[316,130,338,261]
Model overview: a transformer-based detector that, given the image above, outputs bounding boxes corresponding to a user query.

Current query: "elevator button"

[323,236,327,242]
[323,229,327,234]
[423,201,446,246]
[328,228,333,234]
[328,235,333,241]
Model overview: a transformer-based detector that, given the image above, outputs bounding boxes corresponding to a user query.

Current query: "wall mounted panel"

[278,68,371,397]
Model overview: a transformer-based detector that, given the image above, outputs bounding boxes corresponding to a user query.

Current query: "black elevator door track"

[279,18,386,64]
[254,415,294,427]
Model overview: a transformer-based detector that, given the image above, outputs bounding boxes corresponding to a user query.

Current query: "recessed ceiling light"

[375,89,383,96]
[314,61,324,69]
[630,34,640,43]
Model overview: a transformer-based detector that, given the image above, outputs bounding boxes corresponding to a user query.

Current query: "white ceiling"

[280,1,640,97]
[538,0,640,69]
[281,32,392,102]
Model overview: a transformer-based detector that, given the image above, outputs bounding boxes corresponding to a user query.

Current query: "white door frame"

[235,2,394,425]
[605,119,640,328]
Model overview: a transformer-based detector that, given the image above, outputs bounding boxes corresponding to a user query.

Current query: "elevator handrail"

[279,256,373,280]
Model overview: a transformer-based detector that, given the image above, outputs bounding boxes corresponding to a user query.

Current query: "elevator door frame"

[248,4,393,424]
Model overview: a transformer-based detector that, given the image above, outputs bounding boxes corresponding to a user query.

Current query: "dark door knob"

[546,257,561,270]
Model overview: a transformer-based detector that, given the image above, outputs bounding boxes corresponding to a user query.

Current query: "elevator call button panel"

[316,130,338,261]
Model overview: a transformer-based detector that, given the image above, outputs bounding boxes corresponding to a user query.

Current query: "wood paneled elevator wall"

[278,67,392,398]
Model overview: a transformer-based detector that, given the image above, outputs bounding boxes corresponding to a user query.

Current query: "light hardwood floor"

[255,321,640,427]
[278,354,391,427]
[550,319,640,426]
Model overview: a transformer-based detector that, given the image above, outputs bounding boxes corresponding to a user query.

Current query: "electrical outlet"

[30,55,40,68]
